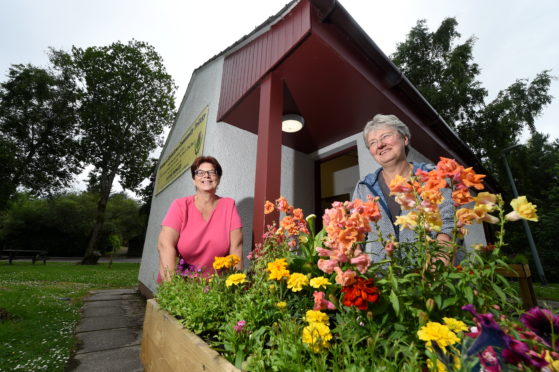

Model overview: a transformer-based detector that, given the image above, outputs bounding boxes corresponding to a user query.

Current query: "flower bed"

[155,158,558,371]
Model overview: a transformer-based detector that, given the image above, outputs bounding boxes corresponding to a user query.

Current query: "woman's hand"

[158,226,179,282]
[229,228,243,270]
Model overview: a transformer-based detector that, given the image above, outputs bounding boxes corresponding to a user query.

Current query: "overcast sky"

[1,0,558,191]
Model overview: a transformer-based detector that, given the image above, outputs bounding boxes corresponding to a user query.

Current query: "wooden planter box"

[496,263,537,310]
[141,299,240,372]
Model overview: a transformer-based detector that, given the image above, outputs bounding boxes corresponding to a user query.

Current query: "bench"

[496,263,538,310]
[0,249,48,264]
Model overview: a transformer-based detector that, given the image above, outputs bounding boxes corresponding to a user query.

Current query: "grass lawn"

[0,261,140,372]
[533,282,559,301]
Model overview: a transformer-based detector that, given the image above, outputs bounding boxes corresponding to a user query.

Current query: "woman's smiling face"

[193,162,220,191]
[367,126,408,166]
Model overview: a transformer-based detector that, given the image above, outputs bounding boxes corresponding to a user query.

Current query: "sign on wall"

[155,106,208,194]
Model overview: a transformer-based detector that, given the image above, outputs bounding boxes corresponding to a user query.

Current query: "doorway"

[315,147,359,229]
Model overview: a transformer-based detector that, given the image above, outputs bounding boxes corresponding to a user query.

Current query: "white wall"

[139,56,317,294]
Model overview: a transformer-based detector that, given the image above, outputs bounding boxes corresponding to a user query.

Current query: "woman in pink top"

[157,156,243,281]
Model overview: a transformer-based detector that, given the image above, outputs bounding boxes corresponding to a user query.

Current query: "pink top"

[161,195,242,274]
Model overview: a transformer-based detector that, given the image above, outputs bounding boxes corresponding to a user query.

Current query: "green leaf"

[389,290,400,316]
[464,286,474,304]
[441,297,457,310]
[491,283,507,304]
[434,295,442,309]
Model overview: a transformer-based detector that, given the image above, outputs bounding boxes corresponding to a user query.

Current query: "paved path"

[66,288,146,372]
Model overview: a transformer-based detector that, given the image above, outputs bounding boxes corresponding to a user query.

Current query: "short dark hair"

[190,156,223,179]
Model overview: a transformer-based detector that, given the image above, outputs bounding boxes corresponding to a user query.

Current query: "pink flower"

[334,267,356,286]
[313,291,336,311]
[234,320,246,333]
[350,253,371,274]
[317,259,338,274]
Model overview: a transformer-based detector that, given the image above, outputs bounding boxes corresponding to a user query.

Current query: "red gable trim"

[217,1,311,121]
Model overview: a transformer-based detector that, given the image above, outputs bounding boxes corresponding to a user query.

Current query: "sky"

[1,0,558,191]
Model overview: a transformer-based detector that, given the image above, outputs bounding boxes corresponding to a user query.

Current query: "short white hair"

[362,114,412,152]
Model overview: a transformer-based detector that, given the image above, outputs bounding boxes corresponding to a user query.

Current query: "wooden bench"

[496,263,537,310]
[0,249,48,264]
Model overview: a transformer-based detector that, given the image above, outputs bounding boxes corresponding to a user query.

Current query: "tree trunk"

[81,169,115,265]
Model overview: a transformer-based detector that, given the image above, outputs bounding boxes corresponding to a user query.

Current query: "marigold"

[305,310,330,325]
[341,277,380,310]
[266,258,290,280]
[264,200,275,214]
[287,272,309,292]
[276,301,287,309]
[443,317,469,333]
[302,322,332,353]
[225,273,247,287]
[309,276,331,289]
[505,196,538,222]
[417,322,460,348]
[213,254,240,270]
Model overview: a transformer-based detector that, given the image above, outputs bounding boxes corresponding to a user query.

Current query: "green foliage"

[49,40,176,262]
[0,262,140,372]
[0,63,81,201]
[0,192,145,256]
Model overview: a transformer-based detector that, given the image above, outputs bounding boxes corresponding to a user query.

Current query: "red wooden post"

[252,73,283,246]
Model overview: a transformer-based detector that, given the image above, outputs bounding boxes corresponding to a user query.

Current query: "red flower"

[341,277,380,310]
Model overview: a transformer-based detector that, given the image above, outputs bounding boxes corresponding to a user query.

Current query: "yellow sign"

[155,106,208,194]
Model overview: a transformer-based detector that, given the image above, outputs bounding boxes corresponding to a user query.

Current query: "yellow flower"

[302,322,332,353]
[417,322,460,348]
[304,310,329,325]
[505,196,538,222]
[442,317,468,333]
[309,276,331,289]
[394,211,419,230]
[225,273,247,287]
[299,235,308,243]
[266,258,290,280]
[287,272,309,292]
[213,254,240,270]
[276,301,287,309]
[544,350,559,372]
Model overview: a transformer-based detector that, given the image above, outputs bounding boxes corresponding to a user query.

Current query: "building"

[138,0,488,297]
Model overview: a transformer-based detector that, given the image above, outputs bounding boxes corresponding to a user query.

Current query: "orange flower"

[416,168,447,191]
[363,196,382,222]
[337,228,359,252]
[389,174,414,194]
[437,157,462,178]
[293,208,304,220]
[264,200,275,214]
[280,216,295,231]
[460,167,485,190]
[275,196,290,212]
[456,208,478,227]
[452,188,474,206]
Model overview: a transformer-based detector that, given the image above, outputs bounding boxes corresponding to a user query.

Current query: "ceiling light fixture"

[282,114,304,133]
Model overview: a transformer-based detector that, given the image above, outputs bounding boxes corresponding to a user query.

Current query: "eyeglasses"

[368,132,397,149]
[194,170,217,178]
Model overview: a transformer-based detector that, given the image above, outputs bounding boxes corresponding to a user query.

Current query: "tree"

[392,18,557,280]
[392,18,553,176]
[0,64,80,204]
[51,40,176,264]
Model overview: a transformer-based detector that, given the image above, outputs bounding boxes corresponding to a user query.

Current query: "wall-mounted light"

[282,114,304,133]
